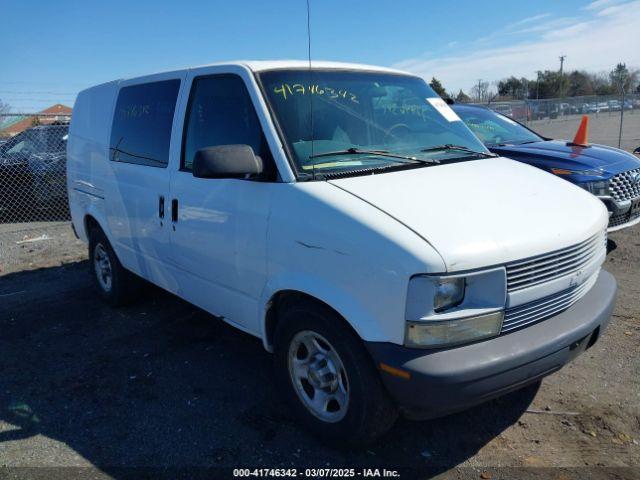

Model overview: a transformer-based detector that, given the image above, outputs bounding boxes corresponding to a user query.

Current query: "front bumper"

[366,270,617,418]
[600,196,640,232]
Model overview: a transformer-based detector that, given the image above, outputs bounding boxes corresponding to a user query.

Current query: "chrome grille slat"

[504,289,587,327]
[508,256,598,289]
[610,168,640,202]
[507,242,590,268]
[503,302,576,332]
[504,286,584,321]
[501,276,596,333]
[506,233,604,292]
[507,237,599,268]
[507,244,599,280]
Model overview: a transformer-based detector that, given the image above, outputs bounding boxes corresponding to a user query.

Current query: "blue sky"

[1,0,639,111]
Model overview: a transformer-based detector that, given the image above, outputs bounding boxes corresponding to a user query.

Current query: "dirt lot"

[0,222,638,479]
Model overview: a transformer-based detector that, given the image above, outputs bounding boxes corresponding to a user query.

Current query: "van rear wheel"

[273,297,398,448]
[88,228,141,306]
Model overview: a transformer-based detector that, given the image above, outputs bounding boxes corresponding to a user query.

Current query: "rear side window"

[110,79,180,167]
[182,75,272,171]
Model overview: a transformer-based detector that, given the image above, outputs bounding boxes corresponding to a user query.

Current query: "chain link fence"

[473,93,640,152]
[0,113,70,222]
[0,112,74,274]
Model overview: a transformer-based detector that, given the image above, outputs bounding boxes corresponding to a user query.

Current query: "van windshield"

[258,69,490,177]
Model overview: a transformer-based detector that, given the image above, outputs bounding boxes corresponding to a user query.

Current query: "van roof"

[75,61,416,99]
[121,60,412,82]
[235,60,411,75]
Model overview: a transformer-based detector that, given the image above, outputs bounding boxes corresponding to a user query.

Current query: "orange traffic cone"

[572,115,589,146]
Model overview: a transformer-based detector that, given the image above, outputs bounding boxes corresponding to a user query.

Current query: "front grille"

[502,273,597,333]
[506,232,605,292]
[610,168,640,202]
[610,209,640,228]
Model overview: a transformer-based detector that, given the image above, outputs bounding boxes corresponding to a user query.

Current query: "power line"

[0,90,77,95]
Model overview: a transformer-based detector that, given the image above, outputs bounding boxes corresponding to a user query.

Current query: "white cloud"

[392,1,640,93]
[584,0,619,10]
[507,13,552,28]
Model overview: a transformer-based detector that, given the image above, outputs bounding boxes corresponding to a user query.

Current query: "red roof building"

[0,104,72,137]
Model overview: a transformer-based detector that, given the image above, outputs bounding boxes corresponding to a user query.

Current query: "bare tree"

[0,99,10,115]
[470,80,496,103]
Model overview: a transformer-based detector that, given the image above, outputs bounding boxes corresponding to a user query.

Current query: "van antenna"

[306,0,316,180]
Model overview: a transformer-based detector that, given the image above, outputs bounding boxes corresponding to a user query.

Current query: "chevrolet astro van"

[67,61,617,446]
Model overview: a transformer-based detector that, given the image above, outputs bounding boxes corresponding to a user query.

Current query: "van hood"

[328,157,607,272]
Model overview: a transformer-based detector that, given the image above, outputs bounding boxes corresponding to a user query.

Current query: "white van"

[67,61,616,446]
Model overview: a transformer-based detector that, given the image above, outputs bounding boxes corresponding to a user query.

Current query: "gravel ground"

[0,222,85,276]
[0,222,638,479]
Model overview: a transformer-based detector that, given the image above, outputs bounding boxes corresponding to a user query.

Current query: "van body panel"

[67,81,119,242]
[262,181,447,346]
[167,175,275,335]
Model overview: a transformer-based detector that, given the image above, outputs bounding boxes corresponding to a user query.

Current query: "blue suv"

[453,104,640,232]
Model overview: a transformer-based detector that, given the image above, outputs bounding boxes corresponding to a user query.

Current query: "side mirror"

[192,145,263,179]
[634,146,640,155]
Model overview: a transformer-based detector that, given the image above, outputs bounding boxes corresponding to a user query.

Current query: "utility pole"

[617,69,627,149]
[477,79,482,102]
[559,55,566,98]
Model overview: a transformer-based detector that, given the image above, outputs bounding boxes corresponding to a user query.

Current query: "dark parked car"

[453,104,640,232]
[0,124,69,220]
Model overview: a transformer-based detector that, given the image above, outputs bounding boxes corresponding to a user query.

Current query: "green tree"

[429,77,448,98]
[455,89,471,103]
[527,70,568,99]
[497,76,528,99]
[566,70,594,97]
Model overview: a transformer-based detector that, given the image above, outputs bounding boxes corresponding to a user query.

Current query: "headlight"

[551,168,603,176]
[405,312,503,348]
[405,269,506,348]
[575,180,610,196]
[433,277,465,311]
[550,169,610,196]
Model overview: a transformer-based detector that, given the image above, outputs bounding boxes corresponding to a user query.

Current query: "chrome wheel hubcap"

[288,331,349,423]
[93,243,112,292]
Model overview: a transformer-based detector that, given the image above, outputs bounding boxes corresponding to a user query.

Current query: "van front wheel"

[273,298,398,447]
[88,228,141,306]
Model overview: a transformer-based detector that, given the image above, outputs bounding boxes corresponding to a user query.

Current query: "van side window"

[182,75,273,172]
[110,79,180,168]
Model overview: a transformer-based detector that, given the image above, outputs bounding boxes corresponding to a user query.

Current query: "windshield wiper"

[308,147,439,165]
[420,144,497,158]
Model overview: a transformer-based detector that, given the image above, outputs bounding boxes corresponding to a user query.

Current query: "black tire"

[88,227,142,306]
[273,297,398,448]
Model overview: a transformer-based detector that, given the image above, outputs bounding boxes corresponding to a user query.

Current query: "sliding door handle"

[171,199,178,223]
[159,195,165,219]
